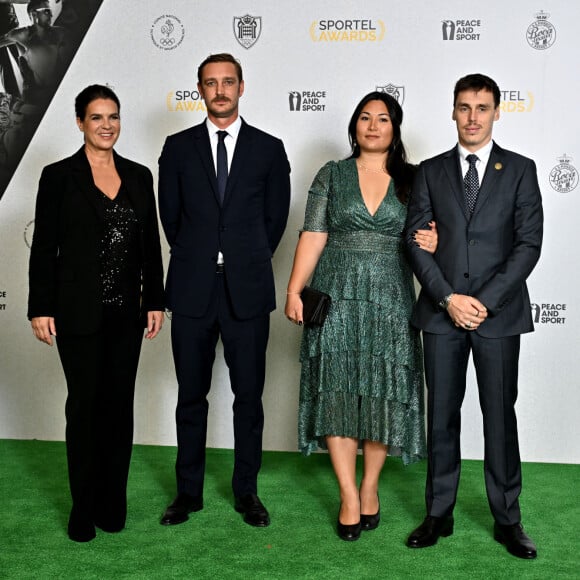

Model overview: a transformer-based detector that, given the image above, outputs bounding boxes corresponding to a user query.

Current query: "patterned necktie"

[216,130,228,204]
[464,154,479,215]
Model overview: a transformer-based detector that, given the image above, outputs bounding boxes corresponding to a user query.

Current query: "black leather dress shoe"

[337,519,361,541]
[494,522,537,559]
[406,515,454,548]
[234,494,270,527]
[160,493,203,526]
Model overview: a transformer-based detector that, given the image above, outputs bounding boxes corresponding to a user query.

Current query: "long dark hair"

[347,91,414,204]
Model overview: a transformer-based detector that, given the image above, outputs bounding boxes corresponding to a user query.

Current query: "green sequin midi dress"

[298,159,426,464]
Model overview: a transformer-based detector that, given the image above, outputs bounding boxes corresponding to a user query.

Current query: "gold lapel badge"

[495,162,503,170]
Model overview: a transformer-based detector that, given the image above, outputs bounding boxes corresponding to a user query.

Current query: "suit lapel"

[69,147,104,219]
[442,146,469,221]
[222,119,251,208]
[115,151,147,225]
[471,142,504,219]
[192,123,221,205]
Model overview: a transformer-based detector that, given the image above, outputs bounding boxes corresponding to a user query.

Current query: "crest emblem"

[549,155,578,193]
[150,15,185,51]
[376,84,405,106]
[233,15,262,49]
[526,11,556,50]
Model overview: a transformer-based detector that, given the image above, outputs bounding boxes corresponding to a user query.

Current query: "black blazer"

[404,142,543,338]
[28,147,165,335]
[158,119,291,320]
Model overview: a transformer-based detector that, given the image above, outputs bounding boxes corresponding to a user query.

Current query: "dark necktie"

[216,130,228,204]
[464,154,479,215]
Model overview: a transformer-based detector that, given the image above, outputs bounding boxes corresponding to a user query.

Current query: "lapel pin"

[495,162,503,170]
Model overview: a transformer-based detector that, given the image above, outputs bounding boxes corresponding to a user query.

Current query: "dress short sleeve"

[302,161,335,233]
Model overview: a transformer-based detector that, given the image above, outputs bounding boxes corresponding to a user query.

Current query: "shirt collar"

[458,140,493,164]
[206,116,242,140]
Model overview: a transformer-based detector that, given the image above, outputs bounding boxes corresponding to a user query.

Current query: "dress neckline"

[352,159,392,217]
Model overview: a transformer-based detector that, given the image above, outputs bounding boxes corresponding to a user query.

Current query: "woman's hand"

[145,311,164,339]
[285,292,304,326]
[284,231,328,326]
[31,316,56,346]
[414,221,438,254]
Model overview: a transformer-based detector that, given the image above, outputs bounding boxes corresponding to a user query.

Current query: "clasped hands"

[447,294,488,331]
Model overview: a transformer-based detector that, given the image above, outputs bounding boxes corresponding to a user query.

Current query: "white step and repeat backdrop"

[1,1,578,463]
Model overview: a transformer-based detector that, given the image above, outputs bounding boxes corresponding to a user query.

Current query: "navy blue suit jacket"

[404,142,543,338]
[158,119,291,320]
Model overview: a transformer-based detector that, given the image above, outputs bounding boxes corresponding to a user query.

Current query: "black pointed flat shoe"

[361,508,380,531]
[337,518,361,541]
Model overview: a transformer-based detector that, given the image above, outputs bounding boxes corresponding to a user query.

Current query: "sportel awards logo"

[234,15,262,49]
[310,19,385,42]
[526,11,556,50]
[499,90,534,113]
[166,90,206,113]
[549,155,578,193]
[376,84,404,106]
[151,15,185,51]
[442,19,481,41]
[288,91,327,112]
[531,303,567,325]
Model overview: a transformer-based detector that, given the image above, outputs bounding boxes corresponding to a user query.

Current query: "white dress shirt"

[205,117,242,264]
[458,139,493,184]
[206,116,241,173]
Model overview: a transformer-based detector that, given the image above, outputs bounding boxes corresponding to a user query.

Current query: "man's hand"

[447,294,488,331]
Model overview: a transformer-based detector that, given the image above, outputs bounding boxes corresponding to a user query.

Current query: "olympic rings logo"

[150,15,185,51]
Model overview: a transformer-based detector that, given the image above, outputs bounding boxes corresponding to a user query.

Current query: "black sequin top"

[100,185,141,309]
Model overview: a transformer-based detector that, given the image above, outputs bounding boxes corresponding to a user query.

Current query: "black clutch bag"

[300,286,331,327]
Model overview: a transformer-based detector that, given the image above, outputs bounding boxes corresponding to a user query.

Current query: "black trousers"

[171,273,270,498]
[56,311,143,529]
[423,329,522,525]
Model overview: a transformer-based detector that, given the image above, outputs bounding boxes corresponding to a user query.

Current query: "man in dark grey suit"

[404,74,542,559]
[158,53,290,528]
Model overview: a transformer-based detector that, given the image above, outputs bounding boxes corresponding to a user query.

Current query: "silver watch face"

[441,294,452,309]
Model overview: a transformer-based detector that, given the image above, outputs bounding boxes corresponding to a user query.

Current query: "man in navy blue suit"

[158,53,290,528]
[404,74,542,559]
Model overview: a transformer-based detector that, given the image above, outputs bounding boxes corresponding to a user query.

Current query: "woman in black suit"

[27,85,164,542]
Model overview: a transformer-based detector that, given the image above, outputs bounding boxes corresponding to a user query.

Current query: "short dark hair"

[347,91,414,204]
[75,84,120,120]
[28,0,50,15]
[453,73,500,108]
[197,53,243,84]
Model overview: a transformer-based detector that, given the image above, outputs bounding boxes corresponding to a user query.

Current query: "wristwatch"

[438,293,454,310]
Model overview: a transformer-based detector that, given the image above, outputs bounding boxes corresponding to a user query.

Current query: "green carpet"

[0,440,577,579]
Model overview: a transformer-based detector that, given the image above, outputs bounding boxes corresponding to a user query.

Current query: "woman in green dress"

[285,91,436,541]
